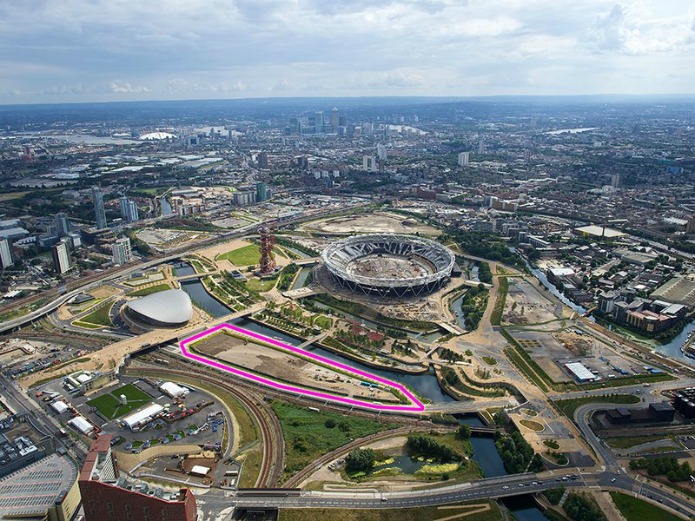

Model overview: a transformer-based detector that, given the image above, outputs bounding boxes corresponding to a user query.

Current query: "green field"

[218,244,261,266]
[128,284,171,297]
[271,401,396,482]
[609,492,682,521]
[77,301,114,327]
[281,501,502,521]
[87,384,153,420]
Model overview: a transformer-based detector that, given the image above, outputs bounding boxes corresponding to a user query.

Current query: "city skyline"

[0,0,694,104]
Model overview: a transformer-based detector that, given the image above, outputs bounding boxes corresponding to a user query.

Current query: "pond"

[370,454,426,475]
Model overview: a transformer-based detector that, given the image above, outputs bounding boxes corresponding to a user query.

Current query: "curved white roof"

[140,132,177,140]
[126,289,192,325]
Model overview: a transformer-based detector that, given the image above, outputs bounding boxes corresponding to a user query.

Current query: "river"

[456,414,548,520]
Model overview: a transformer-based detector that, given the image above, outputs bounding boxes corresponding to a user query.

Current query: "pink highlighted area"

[179,323,425,413]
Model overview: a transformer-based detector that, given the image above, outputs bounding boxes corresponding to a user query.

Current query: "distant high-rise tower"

[54,212,71,237]
[52,239,71,274]
[376,144,387,161]
[330,107,340,132]
[610,173,621,189]
[0,238,14,269]
[112,237,132,265]
[258,226,276,275]
[119,196,139,223]
[362,155,377,172]
[478,136,485,155]
[314,111,324,134]
[256,152,269,169]
[457,152,470,167]
[256,182,269,203]
[92,187,107,229]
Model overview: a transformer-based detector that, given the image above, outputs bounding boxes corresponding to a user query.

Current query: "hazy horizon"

[1,0,693,105]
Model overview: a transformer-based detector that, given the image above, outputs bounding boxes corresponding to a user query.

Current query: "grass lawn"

[79,301,114,327]
[554,394,640,419]
[520,419,544,432]
[609,492,683,521]
[313,315,332,329]
[218,244,261,266]
[246,277,277,292]
[605,435,676,449]
[128,284,171,297]
[280,501,502,521]
[86,384,152,420]
[271,401,397,482]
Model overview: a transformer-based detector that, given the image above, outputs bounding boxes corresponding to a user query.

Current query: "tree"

[345,449,376,473]
[456,425,471,440]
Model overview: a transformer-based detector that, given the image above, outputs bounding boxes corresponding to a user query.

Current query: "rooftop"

[126,289,193,325]
[0,454,77,518]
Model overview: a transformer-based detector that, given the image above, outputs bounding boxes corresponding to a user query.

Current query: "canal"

[175,262,549,518]
[291,266,314,289]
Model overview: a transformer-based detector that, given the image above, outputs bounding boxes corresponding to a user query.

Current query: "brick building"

[79,435,197,521]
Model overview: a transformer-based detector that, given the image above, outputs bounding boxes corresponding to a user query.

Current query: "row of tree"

[629,457,693,482]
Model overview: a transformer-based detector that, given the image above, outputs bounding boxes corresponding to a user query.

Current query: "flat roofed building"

[574,225,626,239]
[0,454,80,521]
[121,403,163,431]
[565,362,596,382]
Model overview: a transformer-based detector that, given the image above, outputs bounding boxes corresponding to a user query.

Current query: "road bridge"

[425,398,516,414]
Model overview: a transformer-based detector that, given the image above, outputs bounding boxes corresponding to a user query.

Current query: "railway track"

[125,365,285,487]
[283,425,451,488]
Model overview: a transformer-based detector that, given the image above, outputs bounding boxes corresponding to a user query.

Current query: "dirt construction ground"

[299,212,441,236]
[193,332,400,403]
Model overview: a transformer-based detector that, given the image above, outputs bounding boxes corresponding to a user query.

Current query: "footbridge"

[425,398,516,414]
[297,331,331,349]
[175,270,221,282]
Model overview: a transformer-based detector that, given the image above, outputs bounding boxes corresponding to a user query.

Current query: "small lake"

[371,454,426,475]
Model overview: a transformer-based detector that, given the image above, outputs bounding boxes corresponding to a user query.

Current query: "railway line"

[124,365,285,487]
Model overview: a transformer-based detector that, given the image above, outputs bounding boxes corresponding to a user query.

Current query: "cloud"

[586,2,695,55]
[0,0,694,103]
[110,81,150,94]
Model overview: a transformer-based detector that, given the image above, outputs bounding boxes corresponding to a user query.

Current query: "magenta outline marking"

[179,323,425,412]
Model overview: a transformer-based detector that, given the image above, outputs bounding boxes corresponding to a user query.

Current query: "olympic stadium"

[321,234,455,297]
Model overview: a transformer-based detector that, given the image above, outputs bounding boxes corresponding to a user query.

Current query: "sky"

[0,0,694,104]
